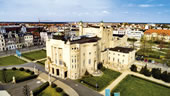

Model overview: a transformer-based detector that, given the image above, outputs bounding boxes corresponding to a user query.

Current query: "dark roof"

[89,25,100,28]
[113,34,125,37]
[71,29,79,31]
[109,47,134,53]
[70,36,100,44]
[52,35,100,44]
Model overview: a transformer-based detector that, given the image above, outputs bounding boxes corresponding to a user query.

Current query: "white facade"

[102,47,136,70]
[127,30,144,39]
[24,34,33,47]
[45,36,100,80]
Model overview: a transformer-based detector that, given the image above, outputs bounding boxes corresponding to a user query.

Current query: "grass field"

[0,55,26,66]
[0,69,32,83]
[112,75,170,96]
[38,86,64,96]
[79,68,121,91]
[22,50,46,61]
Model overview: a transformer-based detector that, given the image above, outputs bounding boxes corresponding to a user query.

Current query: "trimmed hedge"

[3,68,7,71]
[63,93,69,96]
[79,80,99,89]
[25,69,31,73]
[56,87,63,93]
[12,67,17,70]
[19,67,25,71]
[33,82,49,96]
[16,75,38,83]
[51,83,57,88]
[30,71,34,75]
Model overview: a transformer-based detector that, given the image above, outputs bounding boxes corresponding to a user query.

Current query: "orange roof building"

[144,29,170,36]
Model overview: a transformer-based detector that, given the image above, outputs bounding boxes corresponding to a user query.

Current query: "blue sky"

[0,0,170,23]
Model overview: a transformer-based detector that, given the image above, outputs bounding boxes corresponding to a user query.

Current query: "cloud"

[138,4,164,8]
[102,10,110,14]
[139,4,153,7]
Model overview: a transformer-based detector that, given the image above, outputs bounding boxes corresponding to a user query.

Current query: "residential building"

[144,29,170,42]
[24,34,33,47]
[101,47,136,70]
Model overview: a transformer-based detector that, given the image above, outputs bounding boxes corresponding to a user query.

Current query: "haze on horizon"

[0,0,170,23]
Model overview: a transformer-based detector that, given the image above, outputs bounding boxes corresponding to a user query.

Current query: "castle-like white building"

[45,22,135,80]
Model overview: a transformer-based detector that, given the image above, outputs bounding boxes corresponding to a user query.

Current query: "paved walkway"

[14,55,32,62]
[100,72,128,95]
[134,61,170,72]
[33,58,47,63]
[0,45,45,57]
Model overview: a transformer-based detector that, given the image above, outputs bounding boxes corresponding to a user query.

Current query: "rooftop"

[52,35,100,44]
[113,34,125,37]
[144,29,170,36]
[109,47,134,53]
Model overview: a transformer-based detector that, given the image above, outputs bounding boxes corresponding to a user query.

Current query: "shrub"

[97,62,103,70]
[33,82,49,96]
[161,71,169,82]
[130,65,137,72]
[140,66,151,77]
[85,70,90,76]
[56,87,63,93]
[63,93,69,96]
[30,72,34,75]
[3,68,7,71]
[151,68,161,79]
[16,75,38,83]
[51,83,57,88]
[80,80,99,89]
[25,69,31,73]
[12,67,17,70]
[19,67,25,71]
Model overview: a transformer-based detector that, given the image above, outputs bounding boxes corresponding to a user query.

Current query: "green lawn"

[0,69,32,83]
[38,86,64,96]
[0,55,26,66]
[78,68,121,91]
[22,50,46,61]
[112,75,170,96]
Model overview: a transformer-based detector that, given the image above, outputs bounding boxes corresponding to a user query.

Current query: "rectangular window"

[52,68,54,74]
[59,60,62,65]
[89,59,91,64]
[56,69,59,76]
[83,60,85,66]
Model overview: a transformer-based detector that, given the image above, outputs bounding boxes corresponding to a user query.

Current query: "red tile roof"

[144,29,170,36]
